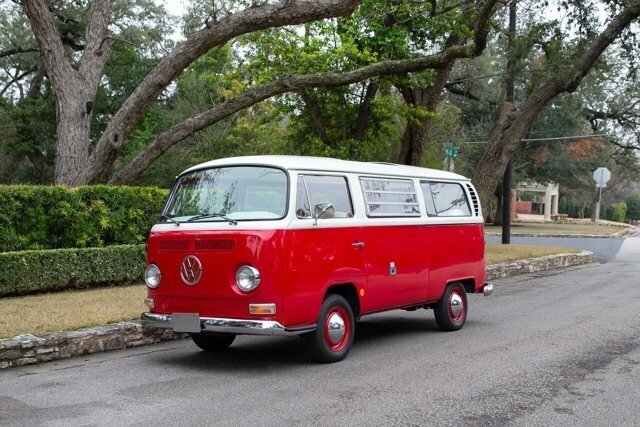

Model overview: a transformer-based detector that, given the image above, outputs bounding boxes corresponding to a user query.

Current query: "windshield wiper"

[160,214,180,226]
[187,212,238,225]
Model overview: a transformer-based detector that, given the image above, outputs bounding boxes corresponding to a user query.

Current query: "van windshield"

[163,166,288,222]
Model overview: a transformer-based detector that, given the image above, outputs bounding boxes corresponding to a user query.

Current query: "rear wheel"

[434,282,467,331]
[307,294,355,363]
[191,333,236,352]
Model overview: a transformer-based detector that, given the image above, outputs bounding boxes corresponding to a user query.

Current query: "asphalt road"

[1,236,639,427]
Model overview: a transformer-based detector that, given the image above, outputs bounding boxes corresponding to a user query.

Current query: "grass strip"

[0,284,147,339]
[486,243,581,264]
[484,222,626,236]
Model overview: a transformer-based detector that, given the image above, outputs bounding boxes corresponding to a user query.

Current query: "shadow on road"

[149,310,478,370]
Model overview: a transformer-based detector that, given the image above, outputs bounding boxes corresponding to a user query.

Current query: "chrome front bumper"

[481,282,494,296]
[141,312,315,336]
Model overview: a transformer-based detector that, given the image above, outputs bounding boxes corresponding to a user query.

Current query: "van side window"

[360,177,421,217]
[420,182,471,217]
[296,175,354,219]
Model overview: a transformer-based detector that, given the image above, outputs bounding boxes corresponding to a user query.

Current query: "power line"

[456,132,636,144]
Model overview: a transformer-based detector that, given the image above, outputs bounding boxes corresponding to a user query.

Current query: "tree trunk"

[54,85,93,183]
[473,3,640,220]
[493,186,503,225]
[300,90,330,145]
[353,81,378,141]
[396,60,455,166]
[23,0,111,185]
[393,0,498,166]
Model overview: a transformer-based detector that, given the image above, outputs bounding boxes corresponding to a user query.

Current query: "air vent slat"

[159,240,189,251]
[195,239,235,251]
[465,183,480,217]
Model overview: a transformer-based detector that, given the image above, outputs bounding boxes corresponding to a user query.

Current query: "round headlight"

[236,265,261,292]
[144,264,162,289]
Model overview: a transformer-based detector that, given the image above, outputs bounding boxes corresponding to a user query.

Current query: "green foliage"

[0,245,145,296]
[626,196,640,221]
[217,0,478,166]
[611,203,627,223]
[0,185,168,252]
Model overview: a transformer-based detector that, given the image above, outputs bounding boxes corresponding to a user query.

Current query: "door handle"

[352,241,366,249]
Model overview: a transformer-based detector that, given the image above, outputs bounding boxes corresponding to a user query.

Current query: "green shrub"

[611,203,627,223]
[0,245,146,296]
[626,196,640,221]
[0,185,168,251]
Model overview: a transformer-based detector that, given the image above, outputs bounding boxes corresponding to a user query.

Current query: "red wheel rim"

[323,306,351,352]
[448,289,465,323]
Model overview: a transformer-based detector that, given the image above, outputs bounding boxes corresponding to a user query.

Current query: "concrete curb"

[0,251,595,369]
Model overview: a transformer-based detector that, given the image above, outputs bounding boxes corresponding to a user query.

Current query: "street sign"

[593,167,611,188]
[593,167,611,223]
[444,142,459,158]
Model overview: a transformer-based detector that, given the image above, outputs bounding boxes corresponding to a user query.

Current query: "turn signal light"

[144,297,155,309]
[249,304,276,315]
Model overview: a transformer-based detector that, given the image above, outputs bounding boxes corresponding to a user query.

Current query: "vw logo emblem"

[180,255,202,286]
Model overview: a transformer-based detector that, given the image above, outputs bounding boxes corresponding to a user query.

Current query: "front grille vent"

[195,239,235,251]
[466,183,480,217]
[159,240,189,251]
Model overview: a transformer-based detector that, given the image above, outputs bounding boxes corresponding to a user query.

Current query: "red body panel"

[146,223,485,329]
[361,225,430,313]
[424,223,486,301]
[146,230,285,324]
[282,226,365,327]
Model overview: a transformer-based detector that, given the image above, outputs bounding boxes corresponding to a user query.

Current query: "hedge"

[0,185,168,252]
[626,196,640,221]
[611,203,627,223]
[0,245,146,297]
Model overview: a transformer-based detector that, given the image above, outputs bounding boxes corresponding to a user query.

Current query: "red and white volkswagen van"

[142,155,492,362]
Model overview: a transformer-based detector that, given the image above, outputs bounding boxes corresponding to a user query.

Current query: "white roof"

[182,155,469,181]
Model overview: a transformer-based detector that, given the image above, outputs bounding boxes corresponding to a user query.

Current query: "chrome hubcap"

[450,293,463,318]
[327,312,346,345]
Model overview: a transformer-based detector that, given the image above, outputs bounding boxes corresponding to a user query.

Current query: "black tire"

[191,333,236,352]
[434,282,467,332]
[307,294,355,363]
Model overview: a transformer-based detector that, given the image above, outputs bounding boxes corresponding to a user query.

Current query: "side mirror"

[314,203,335,225]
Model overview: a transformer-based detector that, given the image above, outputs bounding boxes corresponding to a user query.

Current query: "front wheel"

[191,333,236,352]
[307,294,355,363]
[434,282,467,331]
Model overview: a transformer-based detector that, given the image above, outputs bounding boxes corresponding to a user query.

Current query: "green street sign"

[443,142,459,158]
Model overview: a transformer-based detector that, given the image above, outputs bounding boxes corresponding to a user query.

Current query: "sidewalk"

[0,251,594,369]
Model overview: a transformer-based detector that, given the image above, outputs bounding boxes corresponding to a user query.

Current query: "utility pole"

[502,0,516,244]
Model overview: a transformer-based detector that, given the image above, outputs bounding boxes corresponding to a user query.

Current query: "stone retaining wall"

[486,251,593,280]
[0,322,186,369]
[0,251,594,369]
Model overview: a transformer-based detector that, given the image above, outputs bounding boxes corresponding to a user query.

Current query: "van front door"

[283,175,366,328]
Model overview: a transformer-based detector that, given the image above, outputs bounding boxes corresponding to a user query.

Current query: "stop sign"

[593,167,611,188]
